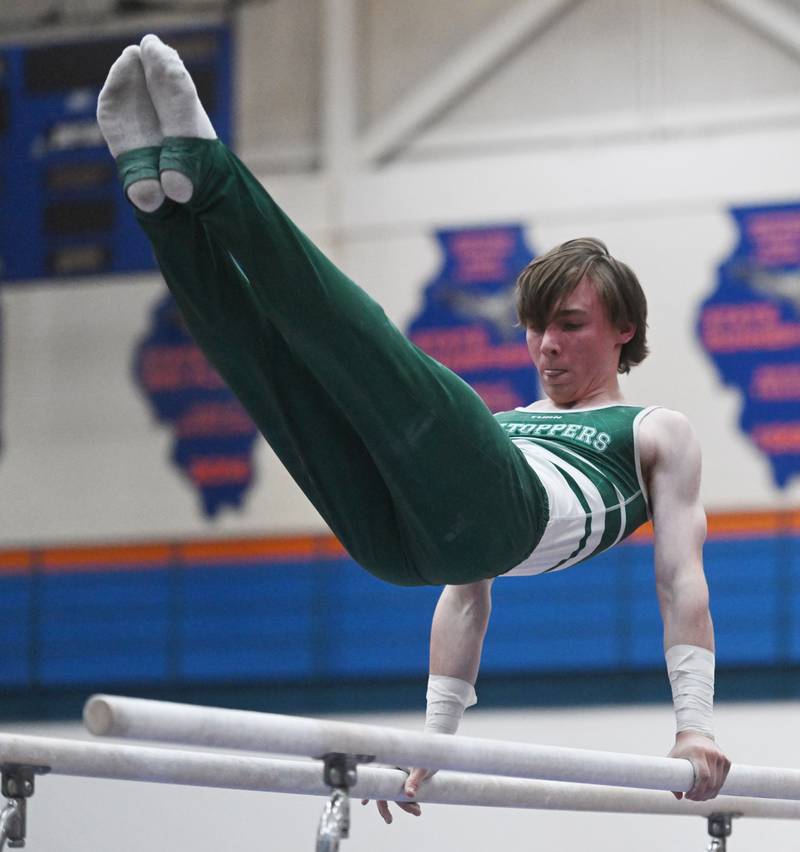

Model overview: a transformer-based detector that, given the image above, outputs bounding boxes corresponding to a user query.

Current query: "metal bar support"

[706,813,736,852]
[315,753,373,852]
[0,766,43,850]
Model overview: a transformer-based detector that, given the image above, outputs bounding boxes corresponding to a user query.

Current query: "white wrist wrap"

[425,675,477,735]
[665,644,715,738]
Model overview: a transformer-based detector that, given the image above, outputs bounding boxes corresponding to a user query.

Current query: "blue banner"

[698,203,800,488]
[133,294,259,517]
[407,225,539,412]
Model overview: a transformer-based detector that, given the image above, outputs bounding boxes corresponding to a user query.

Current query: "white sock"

[96,45,165,212]
[127,179,167,213]
[159,170,194,204]
[140,33,217,203]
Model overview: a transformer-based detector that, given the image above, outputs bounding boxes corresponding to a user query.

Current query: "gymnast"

[96,35,730,821]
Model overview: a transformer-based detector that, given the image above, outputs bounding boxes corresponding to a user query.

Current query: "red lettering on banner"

[139,345,226,391]
[753,423,800,453]
[751,364,800,401]
[700,303,800,352]
[449,231,518,284]
[411,326,530,372]
[177,403,254,438]
[747,212,800,265]
[189,457,251,486]
[470,381,525,412]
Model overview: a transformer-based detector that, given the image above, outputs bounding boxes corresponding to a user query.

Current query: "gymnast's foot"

[96,45,165,213]
[139,33,217,204]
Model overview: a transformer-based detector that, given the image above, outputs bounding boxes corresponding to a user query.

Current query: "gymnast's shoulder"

[637,406,702,483]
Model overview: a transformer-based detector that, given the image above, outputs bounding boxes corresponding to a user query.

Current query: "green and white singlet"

[494,404,659,576]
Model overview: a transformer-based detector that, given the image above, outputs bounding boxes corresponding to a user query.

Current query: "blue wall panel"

[3,531,800,694]
[178,561,318,680]
[705,538,782,666]
[0,576,32,686]
[332,564,437,676]
[35,569,172,685]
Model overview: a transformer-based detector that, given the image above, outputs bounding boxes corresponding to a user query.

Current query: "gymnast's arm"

[362,579,493,823]
[429,579,493,691]
[413,581,493,781]
[643,409,731,801]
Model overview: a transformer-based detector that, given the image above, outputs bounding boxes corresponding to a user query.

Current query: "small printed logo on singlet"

[501,420,612,451]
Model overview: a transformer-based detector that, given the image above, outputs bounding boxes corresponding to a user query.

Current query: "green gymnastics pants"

[123,138,548,586]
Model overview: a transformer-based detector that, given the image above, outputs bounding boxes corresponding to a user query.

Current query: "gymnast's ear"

[616,322,636,345]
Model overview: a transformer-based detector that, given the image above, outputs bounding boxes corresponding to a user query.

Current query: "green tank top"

[494,404,656,574]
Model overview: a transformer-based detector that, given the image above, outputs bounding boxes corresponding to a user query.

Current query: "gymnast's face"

[525,276,635,406]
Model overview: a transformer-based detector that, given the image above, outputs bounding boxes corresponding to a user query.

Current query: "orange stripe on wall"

[626,510,800,544]
[0,550,33,576]
[707,510,800,537]
[41,543,174,573]
[8,535,350,575]
[181,535,331,564]
[2,509,799,574]
[627,522,653,543]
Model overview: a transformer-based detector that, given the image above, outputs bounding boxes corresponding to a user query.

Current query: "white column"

[321,0,358,255]
[321,0,358,175]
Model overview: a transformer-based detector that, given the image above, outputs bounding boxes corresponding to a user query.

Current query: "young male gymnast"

[96,35,730,820]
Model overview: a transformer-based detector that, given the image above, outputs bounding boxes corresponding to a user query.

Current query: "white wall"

[1,277,317,544]
[6,701,800,852]
[4,0,800,544]
[4,127,800,544]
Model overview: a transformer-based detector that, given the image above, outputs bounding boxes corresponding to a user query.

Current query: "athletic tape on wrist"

[665,644,715,739]
[425,675,477,735]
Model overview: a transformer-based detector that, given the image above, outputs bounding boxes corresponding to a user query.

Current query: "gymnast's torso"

[494,403,659,576]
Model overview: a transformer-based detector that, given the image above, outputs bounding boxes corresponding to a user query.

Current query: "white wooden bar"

[85,694,800,801]
[2,731,800,820]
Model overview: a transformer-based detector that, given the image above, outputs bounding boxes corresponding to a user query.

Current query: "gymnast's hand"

[361,767,432,823]
[668,731,731,801]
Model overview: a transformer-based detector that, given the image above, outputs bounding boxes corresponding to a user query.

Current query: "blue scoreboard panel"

[0,25,232,283]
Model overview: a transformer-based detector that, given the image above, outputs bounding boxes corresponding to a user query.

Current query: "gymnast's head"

[515,237,649,379]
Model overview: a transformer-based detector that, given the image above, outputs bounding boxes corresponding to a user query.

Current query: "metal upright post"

[315,752,373,852]
[0,765,44,850]
[706,813,735,852]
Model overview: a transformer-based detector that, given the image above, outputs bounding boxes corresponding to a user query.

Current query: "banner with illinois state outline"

[134,294,259,518]
[407,224,539,412]
[698,203,800,489]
